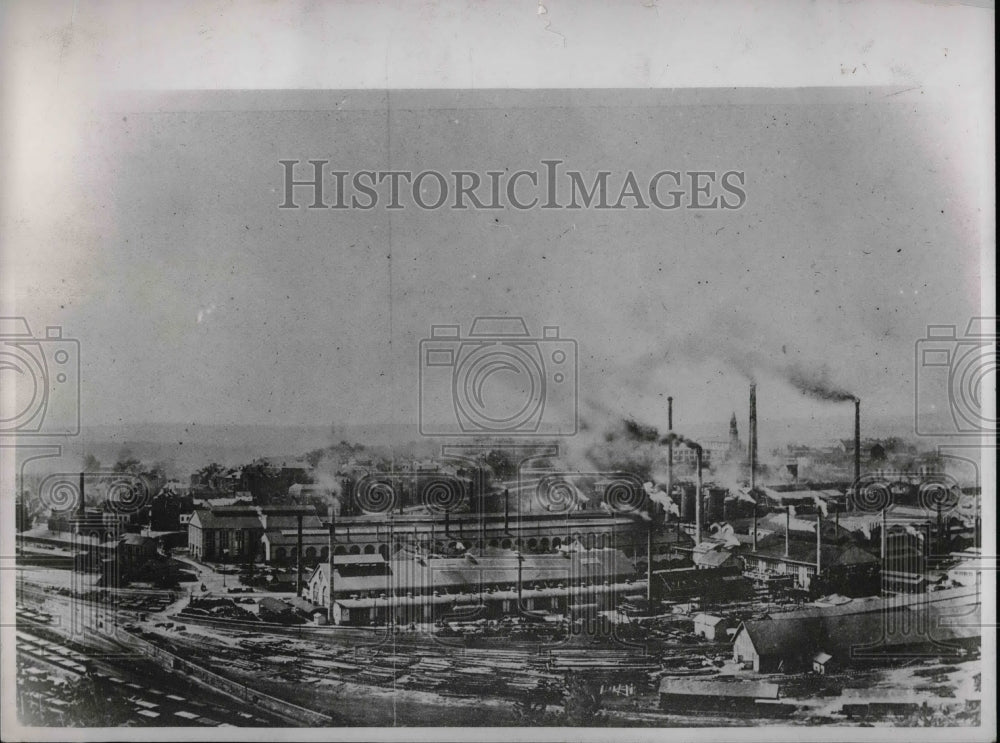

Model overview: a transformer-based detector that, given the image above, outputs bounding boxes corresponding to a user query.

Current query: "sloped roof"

[738,603,982,659]
[693,613,725,626]
[189,509,261,530]
[739,617,823,656]
[693,547,736,568]
[319,548,636,595]
[658,679,780,700]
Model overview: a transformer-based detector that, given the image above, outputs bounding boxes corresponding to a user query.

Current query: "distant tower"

[728,412,741,459]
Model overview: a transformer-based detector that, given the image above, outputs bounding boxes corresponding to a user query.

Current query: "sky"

[1,87,986,439]
[0,2,992,451]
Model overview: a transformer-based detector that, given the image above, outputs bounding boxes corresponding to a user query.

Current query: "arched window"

[334,546,347,556]
[276,547,287,561]
[349,545,361,555]
[320,547,329,560]
[305,546,316,560]
[363,544,376,555]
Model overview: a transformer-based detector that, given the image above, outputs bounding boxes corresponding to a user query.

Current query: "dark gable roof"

[741,617,823,656]
[119,533,157,547]
[740,603,981,658]
[190,504,322,531]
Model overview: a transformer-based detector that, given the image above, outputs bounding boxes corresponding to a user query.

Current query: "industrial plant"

[14,381,984,728]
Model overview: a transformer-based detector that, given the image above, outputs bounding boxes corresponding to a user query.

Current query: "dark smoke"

[787,363,857,403]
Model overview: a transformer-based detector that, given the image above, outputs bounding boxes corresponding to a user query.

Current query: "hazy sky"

[5,87,985,435]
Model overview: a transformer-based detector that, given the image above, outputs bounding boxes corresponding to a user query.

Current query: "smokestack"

[752,501,758,552]
[694,446,703,546]
[327,516,336,614]
[936,503,943,555]
[816,511,822,576]
[78,472,85,516]
[784,505,790,558]
[880,508,887,562]
[854,398,861,485]
[504,488,510,532]
[646,522,653,605]
[667,397,674,499]
[296,513,304,596]
[749,384,758,491]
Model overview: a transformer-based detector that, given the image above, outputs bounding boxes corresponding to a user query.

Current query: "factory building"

[743,532,880,596]
[187,505,322,562]
[306,546,644,626]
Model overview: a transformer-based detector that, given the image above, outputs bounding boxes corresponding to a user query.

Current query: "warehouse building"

[732,601,981,673]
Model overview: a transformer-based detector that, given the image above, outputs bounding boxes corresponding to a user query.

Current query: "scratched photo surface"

[1,4,994,743]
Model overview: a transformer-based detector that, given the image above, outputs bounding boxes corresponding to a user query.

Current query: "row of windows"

[270,537,675,563]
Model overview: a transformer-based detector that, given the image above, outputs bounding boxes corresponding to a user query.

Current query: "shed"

[659,678,780,713]
[812,651,834,674]
[692,613,727,641]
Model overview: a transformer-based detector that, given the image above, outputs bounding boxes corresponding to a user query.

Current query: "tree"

[512,679,563,724]
[194,462,225,487]
[304,448,327,468]
[82,454,102,472]
[564,675,604,726]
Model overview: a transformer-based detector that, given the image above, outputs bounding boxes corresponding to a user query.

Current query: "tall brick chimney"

[667,396,674,498]
[327,516,336,616]
[854,398,861,486]
[295,513,304,596]
[815,511,822,576]
[749,384,758,491]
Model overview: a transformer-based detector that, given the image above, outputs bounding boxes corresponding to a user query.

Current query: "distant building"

[308,546,642,626]
[98,533,159,585]
[187,504,322,563]
[812,651,834,675]
[692,613,729,641]
[742,532,880,596]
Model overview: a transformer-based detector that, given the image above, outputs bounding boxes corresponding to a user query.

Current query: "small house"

[692,613,728,641]
[812,651,834,675]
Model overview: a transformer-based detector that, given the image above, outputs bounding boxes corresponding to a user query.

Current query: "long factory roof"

[311,547,637,594]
